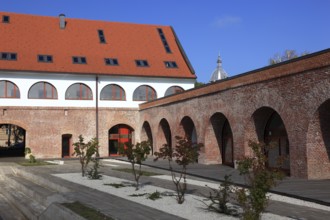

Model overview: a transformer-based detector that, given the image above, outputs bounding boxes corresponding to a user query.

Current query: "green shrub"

[236,141,284,220]
[154,136,203,204]
[118,141,151,190]
[72,135,100,177]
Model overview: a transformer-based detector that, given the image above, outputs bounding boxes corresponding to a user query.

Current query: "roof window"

[98,30,106,43]
[135,60,149,67]
[72,56,87,64]
[105,58,119,66]
[164,61,178,68]
[0,52,17,60]
[38,55,53,63]
[2,15,10,23]
[157,28,172,53]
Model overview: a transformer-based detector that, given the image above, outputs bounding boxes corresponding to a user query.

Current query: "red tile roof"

[0,12,196,79]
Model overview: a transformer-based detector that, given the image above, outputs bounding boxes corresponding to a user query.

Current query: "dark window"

[157,28,172,53]
[72,56,87,64]
[2,15,9,23]
[105,58,119,66]
[38,55,53,63]
[98,30,106,43]
[164,61,178,68]
[28,82,58,99]
[65,83,92,100]
[100,84,126,100]
[164,86,184,96]
[0,80,20,98]
[133,85,157,101]
[135,60,149,67]
[0,52,17,61]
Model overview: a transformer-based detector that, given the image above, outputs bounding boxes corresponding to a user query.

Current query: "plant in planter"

[154,136,203,204]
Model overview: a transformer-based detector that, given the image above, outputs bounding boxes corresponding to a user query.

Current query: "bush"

[154,136,203,204]
[202,175,238,216]
[118,141,151,190]
[236,141,284,220]
[72,135,100,177]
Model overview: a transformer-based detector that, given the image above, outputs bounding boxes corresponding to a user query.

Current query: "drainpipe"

[96,76,99,156]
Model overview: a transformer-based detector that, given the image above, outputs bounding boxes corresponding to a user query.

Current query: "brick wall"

[139,50,330,179]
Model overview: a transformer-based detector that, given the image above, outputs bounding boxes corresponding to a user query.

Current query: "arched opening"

[141,121,153,154]
[108,124,134,155]
[306,99,330,179]
[180,116,197,143]
[252,107,290,174]
[210,113,234,167]
[319,99,330,160]
[133,85,157,101]
[62,134,72,158]
[159,118,172,149]
[164,86,184,96]
[0,124,26,157]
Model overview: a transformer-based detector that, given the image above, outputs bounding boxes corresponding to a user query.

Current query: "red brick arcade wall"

[139,50,330,179]
[0,107,139,158]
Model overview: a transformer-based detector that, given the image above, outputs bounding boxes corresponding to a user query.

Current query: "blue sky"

[2,0,330,83]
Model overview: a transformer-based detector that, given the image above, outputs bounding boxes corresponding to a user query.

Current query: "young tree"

[119,141,151,190]
[154,136,203,204]
[72,135,99,177]
[236,141,284,220]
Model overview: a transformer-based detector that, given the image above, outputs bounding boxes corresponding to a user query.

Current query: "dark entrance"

[264,111,290,174]
[222,119,234,166]
[0,124,26,157]
[62,134,72,158]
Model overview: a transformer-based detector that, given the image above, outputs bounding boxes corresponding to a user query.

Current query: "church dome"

[210,54,228,82]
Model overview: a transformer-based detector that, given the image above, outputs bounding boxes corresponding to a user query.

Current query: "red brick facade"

[139,50,330,179]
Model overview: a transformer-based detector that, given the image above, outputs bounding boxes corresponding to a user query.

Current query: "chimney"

[59,14,66,29]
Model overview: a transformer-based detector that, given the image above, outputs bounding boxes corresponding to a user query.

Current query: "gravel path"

[54,173,293,220]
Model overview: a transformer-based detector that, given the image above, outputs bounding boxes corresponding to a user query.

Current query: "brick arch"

[157,118,172,152]
[204,112,234,165]
[141,121,153,153]
[0,119,28,131]
[243,106,290,173]
[306,99,330,179]
[179,116,197,143]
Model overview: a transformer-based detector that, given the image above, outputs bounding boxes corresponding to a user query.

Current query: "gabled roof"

[0,12,196,79]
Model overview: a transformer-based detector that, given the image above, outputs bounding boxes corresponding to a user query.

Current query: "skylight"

[164,61,178,68]
[135,60,149,67]
[38,55,53,63]
[98,30,106,43]
[2,15,9,23]
[0,52,17,60]
[72,56,87,64]
[105,58,119,66]
[157,28,172,53]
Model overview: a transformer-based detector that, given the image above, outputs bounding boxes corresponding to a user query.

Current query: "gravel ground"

[54,173,294,220]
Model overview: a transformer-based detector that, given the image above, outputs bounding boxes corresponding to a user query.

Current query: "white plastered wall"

[0,71,195,108]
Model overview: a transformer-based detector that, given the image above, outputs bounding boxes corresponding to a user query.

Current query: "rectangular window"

[0,52,17,60]
[105,58,119,66]
[98,30,106,43]
[164,61,178,68]
[2,15,9,23]
[38,55,53,63]
[157,28,172,53]
[72,56,87,64]
[135,60,149,67]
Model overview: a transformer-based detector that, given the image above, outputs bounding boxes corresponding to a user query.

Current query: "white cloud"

[212,16,241,28]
